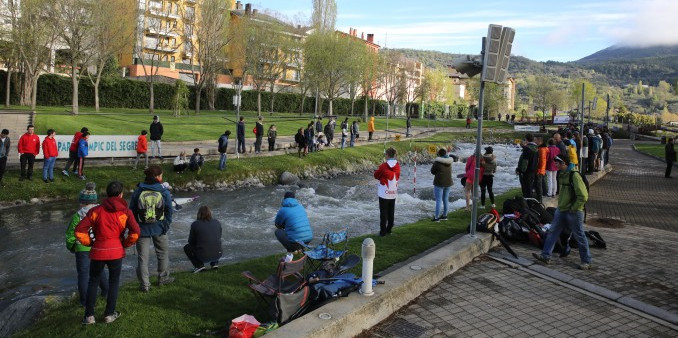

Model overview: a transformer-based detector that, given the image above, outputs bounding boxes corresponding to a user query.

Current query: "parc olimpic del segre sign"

[34,135,139,160]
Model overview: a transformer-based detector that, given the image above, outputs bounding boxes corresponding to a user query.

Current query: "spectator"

[184,205,222,273]
[75,181,140,324]
[367,116,375,141]
[218,131,230,171]
[189,148,204,173]
[374,147,400,236]
[267,125,277,151]
[587,129,601,174]
[254,117,264,154]
[129,166,174,292]
[63,127,87,177]
[323,122,332,146]
[305,122,314,153]
[510,114,516,123]
[516,133,538,198]
[18,124,40,181]
[481,146,496,208]
[546,138,560,197]
[340,119,348,149]
[274,191,313,252]
[533,155,592,270]
[505,113,509,122]
[666,137,676,178]
[350,120,359,147]
[431,148,453,221]
[236,116,245,154]
[41,129,58,183]
[134,130,149,170]
[602,130,613,166]
[328,117,336,145]
[173,151,188,174]
[406,115,412,137]
[464,153,484,211]
[315,117,323,139]
[294,127,306,158]
[65,182,108,307]
[465,116,471,129]
[535,138,548,203]
[316,132,325,151]
[0,129,9,187]
[149,115,163,160]
[77,132,90,180]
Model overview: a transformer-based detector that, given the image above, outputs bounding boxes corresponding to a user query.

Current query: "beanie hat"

[79,182,98,204]
[284,191,295,199]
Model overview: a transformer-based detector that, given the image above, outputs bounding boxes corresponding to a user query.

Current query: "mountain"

[576,45,678,63]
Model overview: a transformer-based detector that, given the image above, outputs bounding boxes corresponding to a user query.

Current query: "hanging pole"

[579,83,585,173]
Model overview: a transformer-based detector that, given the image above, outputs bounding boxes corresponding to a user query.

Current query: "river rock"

[29,198,40,204]
[279,171,299,185]
[0,295,66,337]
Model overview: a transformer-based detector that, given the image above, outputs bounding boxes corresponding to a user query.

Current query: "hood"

[434,156,454,165]
[281,197,299,207]
[138,182,164,191]
[77,204,97,218]
[102,196,129,212]
[482,154,496,162]
[526,143,538,151]
[386,159,398,168]
[370,117,374,122]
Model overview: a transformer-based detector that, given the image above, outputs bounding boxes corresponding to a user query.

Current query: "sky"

[254,0,678,62]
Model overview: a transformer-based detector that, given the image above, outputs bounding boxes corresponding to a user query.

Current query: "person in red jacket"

[18,124,40,181]
[75,181,140,325]
[41,129,58,183]
[374,147,400,236]
[63,127,88,177]
[134,130,149,170]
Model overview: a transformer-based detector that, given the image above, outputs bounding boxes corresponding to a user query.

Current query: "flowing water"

[0,143,521,309]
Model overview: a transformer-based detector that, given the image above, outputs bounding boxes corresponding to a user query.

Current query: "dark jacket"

[274,197,313,243]
[237,121,245,140]
[188,219,223,262]
[129,182,173,237]
[315,121,322,133]
[149,121,164,141]
[295,131,306,147]
[255,121,264,139]
[431,156,453,187]
[666,143,676,162]
[0,136,10,158]
[556,140,567,160]
[218,134,229,153]
[517,143,538,174]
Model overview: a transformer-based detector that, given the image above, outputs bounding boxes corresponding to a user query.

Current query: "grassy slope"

[634,144,666,159]
[17,188,522,337]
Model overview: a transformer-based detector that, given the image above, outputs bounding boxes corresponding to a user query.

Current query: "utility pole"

[579,83,585,174]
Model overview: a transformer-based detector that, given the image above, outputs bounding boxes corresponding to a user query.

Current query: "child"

[173,151,188,173]
[77,132,90,180]
[134,130,148,170]
[374,147,400,236]
[189,148,204,173]
[42,129,58,183]
[65,182,109,307]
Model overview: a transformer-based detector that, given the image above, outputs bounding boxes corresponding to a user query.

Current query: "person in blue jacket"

[77,132,89,180]
[274,191,313,252]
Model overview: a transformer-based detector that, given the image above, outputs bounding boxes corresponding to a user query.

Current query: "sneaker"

[43,179,49,183]
[82,315,95,325]
[49,179,55,183]
[441,216,448,221]
[532,253,550,265]
[104,312,121,324]
[62,170,69,177]
[432,217,440,222]
[193,266,206,274]
[139,285,150,293]
[480,205,485,209]
[79,175,86,180]
[579,263,591,270]
[158,276,175,286]
[491,204,496,208]
[211,264,219,270]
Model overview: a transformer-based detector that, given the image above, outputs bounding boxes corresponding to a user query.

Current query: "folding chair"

[300,230,360,278]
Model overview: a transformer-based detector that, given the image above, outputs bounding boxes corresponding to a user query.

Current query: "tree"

[304,31,353,115]
[343,38,369,116]
[359,50,381,120]
[190,0,230,114]
[311,0,336,32]
[172,79,189,117]
[400,59,422,117]
[569,79,597,111]
[528,75,563,123]
[378,52,403,116]
[88,0,136,112]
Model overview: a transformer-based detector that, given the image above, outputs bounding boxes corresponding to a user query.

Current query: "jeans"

[134,152,148,169]
[541,209,591,263]
[350,134,355,147]
[136,235,170,288]
[75,251,108,307]
[519,172,535,198]
[378,197,396,235]
[341,136,346,149]
[480,175,494,206]
[219,153,227,170]
[268,138,275,151]
[19,153,35,179]
[255,136,262,153]
[534,174,544,203]
[546,170,558,196]
[85,258,121,317]
[433,185,451,218]
[150,140,162,158]
[42,156,56,180]
[237,138,245,153]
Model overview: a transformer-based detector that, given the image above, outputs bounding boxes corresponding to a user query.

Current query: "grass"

[16,188,521,337]
[634,144,667,160]
[9,105,511,142]
[0,131,526,203]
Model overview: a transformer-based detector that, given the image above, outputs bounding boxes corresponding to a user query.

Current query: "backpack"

[137,190,165,223]
[525,198,553,224]
[586,230,607,249]
[502,196,528,215]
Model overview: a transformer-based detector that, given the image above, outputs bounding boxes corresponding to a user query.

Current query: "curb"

[268,233,497,338]
[631,144,667,163]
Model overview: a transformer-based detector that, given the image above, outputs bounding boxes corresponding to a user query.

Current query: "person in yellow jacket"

[367,116,375,141]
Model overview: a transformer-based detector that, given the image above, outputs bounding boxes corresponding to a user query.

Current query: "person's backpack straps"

[568,171,589,208]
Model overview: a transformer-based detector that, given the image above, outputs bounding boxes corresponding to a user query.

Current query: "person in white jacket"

[373,147,401,236]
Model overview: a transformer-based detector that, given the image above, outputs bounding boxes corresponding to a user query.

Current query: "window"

[171,56,175,62]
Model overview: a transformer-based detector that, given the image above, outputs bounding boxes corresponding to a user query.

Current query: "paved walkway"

[369,139,678,337]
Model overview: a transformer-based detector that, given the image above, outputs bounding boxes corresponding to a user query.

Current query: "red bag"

[252,127,257,135]
[228,314,260,338]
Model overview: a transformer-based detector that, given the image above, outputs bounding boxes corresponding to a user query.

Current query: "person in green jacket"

[66,182,109,306]
[533,155,592,270]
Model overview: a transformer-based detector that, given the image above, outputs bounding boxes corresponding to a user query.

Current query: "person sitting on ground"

[316,132,326,151]
[173,151,188,174]
[274,191,313,252]
[184,205,222,273]
[189,148,204,173]
[65,182,109,307]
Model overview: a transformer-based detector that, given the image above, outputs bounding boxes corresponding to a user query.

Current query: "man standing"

[666,137,676,178]
[374,147,400,236]
[350,120,359,147]
[315,117,323,140]
[217,130,230,170]
[516,133,538,198]
[236,117,245,154]
[18,124,40,181]
[149,115,163,160]
[254,117,264,154]
[533,155,592,270]
[406,115,412,137]
[63,127,88,176]
[367,116,375,140]
[0,129,10,187]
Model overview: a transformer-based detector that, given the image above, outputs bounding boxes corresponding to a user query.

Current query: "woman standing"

[431,148,453,221]
[546,139,560,196]
[294,128,306,158]
[480,147,496,208]
[267,125,277,151]
[464,153,484,211]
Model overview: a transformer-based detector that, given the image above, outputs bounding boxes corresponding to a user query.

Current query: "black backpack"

[502,196,528,215]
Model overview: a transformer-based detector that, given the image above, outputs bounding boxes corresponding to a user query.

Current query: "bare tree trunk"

[300,94,306,115]
[269,83,274,115]
[31,75,38,110]
[257,90,262,117]
[350,96,355,116]
[5,68,11,108]
[195,87,202,115]
[363,94,368,122]
[149,78,155,114]
[71,61,79,115]
[328,99,333,116]
[20,72,32,106]
[94,81,99,112]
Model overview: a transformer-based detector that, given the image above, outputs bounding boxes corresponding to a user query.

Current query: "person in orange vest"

[41,129,58,183]
[367,116,375,141]
[134,130,149,170]
[18,124,40,181]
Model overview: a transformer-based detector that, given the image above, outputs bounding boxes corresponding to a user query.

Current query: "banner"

[553,115,571,124]
[513,125,540,132]
[35,135,138,160]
